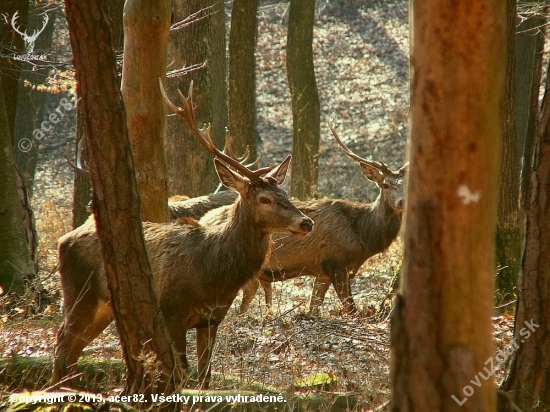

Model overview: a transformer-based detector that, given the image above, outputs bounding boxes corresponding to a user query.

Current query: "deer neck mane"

[359,193,402,255]
[206,199,271,286]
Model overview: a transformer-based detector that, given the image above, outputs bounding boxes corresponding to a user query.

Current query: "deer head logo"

[7,11,49,55]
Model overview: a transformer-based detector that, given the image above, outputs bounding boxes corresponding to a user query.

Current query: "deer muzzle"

[290,216,314,236]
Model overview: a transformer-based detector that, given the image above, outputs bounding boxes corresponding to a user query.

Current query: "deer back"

[169,190,238,221]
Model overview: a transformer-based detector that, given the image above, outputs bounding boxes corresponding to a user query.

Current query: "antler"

[65,139,89,175]
[160,80,271,182]
[222,130,261,169]
[327,122,392,175]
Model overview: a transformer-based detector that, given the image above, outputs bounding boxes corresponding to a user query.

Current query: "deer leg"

[196,325,218,389]
[309,275,331,315]
[164,317,190,374]
[260,279,272,306]
[240,278,260,314]
[331,269,357,314]
[53,300,113,384]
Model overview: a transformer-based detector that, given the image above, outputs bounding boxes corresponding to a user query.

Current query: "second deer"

[170,124,407,315]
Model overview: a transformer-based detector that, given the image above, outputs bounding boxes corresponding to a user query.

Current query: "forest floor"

[1,0,515,410]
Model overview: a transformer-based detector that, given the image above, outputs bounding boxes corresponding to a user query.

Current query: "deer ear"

[360,162,384,185]
[214,159,248,193]
[265,155,291,186]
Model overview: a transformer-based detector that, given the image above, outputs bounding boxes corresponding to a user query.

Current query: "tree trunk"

[9,6,56,272]
[71,0,123,228]
[501,58,550,412]
[286,0,320,200]
[0,1,38,275]
[495,0,522,306]
[122,0,171,223]
[517,0,547,209]
[165,0,227,197]
[106,0,125,59]
[0,0,28,138]
[63,0,181,406]
[228,0,259,160]
[0,75,35,297]
[391,1,505,410]
[12,6,56,197]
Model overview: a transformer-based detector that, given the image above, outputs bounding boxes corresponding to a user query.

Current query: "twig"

[166,61,208,79]
[495,299,517,310]
[170,5,218,32]
[263,301,304,325]
[43,372,84,391]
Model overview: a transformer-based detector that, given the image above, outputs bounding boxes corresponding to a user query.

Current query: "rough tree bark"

[495,0,522,306]
[286,0,320,200]
[63,0,181,406]
[13,4,56,196]
[517,0,547,210]
[121,0,171,223]
[165,0,227,197]
[391,1,505,411]
[0,0,28,137]
[0,75,35,297]
[9,5,55,270]
[501,56,550,412]
[228,0,259,160]
[71,0,123,228]
[0,1,37,284]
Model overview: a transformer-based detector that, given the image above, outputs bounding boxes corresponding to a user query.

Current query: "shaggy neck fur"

[204,199,271,292]
[359,193,402,255]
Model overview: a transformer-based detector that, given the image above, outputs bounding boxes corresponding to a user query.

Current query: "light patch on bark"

[457,185,481,204]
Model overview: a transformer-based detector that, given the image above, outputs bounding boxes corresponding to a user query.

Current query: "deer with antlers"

[52,83,313,388]
[169,124,407,315]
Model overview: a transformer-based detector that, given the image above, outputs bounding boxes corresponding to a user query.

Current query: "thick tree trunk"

[13,79,41,198]
[9,6,56,271]
[106,0,124,58]
[0,0,28,137]
[63,0,181,406]
[0,1,38,275]
[71,0,123,228]
[122,0,171,223]
[391,1,505,411]
[12,6,56,196]
[495,0,522,306]
[517,0,547,209]
[286,0,320,200]
[165,0,227,197]
[0,75,35,296]
[228,0,259,160]
[501,58,550,412]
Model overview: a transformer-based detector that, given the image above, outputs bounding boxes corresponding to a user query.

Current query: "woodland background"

[1,0,549,411]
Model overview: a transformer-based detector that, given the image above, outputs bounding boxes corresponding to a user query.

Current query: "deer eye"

[259,196,272,205]
[382,183,390,190]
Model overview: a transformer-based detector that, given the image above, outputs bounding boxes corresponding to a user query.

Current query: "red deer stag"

[169,124,406,315]
[52,84,313,388]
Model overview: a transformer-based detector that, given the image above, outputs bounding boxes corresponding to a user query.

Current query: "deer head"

[160,80,314,236]
[328,123,407,211]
